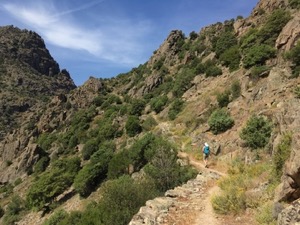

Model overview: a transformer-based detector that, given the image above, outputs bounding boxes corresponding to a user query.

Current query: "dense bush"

[208,109,234,134]
[273,133,292,181]
[101,94,122,109]
[219,45,241,71]
[37,133,57,151]
[144,143,197,192]
[33,156,50,175]
[168,98,184,120]
[46,176,159,225]
[240,115,272,149]
[82,139,99,160]
[26,157,81,209]
[150,95,168,113]
[250,65,271,80]
[2,195,26,225]
[107,150,131,179]
[217,91,230,108]
[96,176,159,225]
[43,210,69,225]
[258,9,291,45]
[189,31,198,40]
[142,116,157,131]
[243,44,276,68]
[289,0,300,8]
[285,41,300,77]
[125,115,142,137]
[230,80,241,100]
[214,31,238,57]
[129,99,146,116]
[59,107,96,151]
[108,133,156,179]
[92,95,105,107]
[205,65,222,77]
[74,141,115,197]
[172,68,198,97]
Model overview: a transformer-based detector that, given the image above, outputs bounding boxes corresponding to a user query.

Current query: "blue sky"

[0,0,258,86]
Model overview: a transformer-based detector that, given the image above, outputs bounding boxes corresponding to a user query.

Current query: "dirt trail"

[174,152,225,225]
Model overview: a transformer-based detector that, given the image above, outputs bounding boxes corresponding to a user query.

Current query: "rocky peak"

[0,25,60,76]
[148,30,185,68]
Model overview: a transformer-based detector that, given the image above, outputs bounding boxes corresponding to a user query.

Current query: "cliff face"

[0,26,76,183]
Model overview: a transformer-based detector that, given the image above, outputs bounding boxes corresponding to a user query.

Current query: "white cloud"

[1,1,153,66]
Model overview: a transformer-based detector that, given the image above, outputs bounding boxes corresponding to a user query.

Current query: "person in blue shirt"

[202,142,210,168]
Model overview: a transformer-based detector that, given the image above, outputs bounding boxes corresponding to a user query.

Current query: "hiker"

[203,142,210,168]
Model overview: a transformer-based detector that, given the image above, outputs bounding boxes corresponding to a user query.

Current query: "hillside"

[0,0,300,224]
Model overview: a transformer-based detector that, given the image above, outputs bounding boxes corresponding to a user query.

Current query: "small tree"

[240,115,272,149]
[217,91,231,108]
[208,109,234,134]
[125,116,142,137]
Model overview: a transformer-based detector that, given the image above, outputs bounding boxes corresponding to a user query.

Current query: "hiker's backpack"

[204,146,210,155]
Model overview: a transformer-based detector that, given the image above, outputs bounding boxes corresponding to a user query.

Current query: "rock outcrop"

[277,199,300,225]
[129,170,221,225]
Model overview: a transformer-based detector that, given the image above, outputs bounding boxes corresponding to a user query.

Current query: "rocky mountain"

[0,0,300,224]
[0,25,76,182]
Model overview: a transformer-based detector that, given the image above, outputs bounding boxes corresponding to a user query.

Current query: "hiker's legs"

[203,153,207,167]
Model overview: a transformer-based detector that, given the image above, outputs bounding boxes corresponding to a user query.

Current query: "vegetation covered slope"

[1,0,300,224]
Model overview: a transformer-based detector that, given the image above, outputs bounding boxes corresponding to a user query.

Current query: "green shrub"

[26,157,81,209]
[37,133,57,151]
[129,99,146,116]
[219,45,241,71]
[294,85,300,98]
[82,139,99,160]
[107,133,158,179]
[231,80,241,100]
[289,0,300,8]
[107,150,131,179]
[250,65,271,80]
[258,9,291,45]
[172,68,198,97]
[90,176,159,225]
[255,202,276,225]
[212,182,247,214]
[146,137,197,192]
[125,115,142,137]
[74,141,114,197]
[43,210,68,225]
[189,31,198,40]
[144,146,179,192]
[142,116,158,131]
[150,95,168,113]
[101,94,122,109]
[205,65,222,77]
[214,31,238,57]
[285,41,300,77]
[243,44,276,68]
[33,156,50,174]
[168,98,184,120]
[212,160,271,215]
[217,91,230,108]
[240,28,260,51]
[92,96,105,107]
[3,195,26,225]
[273,133,292,181]
[240,115,272,149]
[14,178,22,186]
[208,109,234,134]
